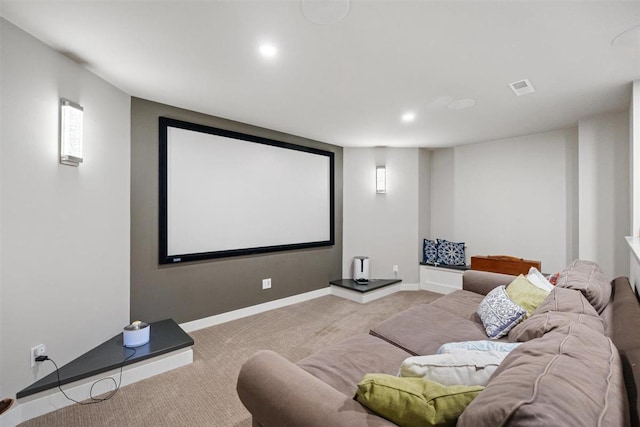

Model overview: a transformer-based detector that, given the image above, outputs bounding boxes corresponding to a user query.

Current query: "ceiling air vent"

[509,79,535,96]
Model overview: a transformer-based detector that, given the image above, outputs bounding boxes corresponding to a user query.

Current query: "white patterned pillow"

[477,286,526,339]
[436,239,466,266]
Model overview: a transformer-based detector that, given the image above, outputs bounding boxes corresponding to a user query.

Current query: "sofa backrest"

[458,321,630,426]
[555,260,612,314]
[463,267,640,426]
[462,270,516,295]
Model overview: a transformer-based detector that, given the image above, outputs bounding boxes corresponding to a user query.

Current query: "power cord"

[35,347,137,405]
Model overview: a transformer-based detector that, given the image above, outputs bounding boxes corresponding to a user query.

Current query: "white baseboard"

[182,283,426,334]
[400,283,421,291]
[330,282,422,303]
[420,282,460,294]
[330,284,395,303]
[180,287,331,333]
[3,348,193,427]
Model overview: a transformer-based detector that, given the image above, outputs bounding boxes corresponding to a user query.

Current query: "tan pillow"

[508,310,605,342]
[458,322,629,426]
[505,274,550,317]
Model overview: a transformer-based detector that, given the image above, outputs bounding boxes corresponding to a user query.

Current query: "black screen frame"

[158,117,335,265]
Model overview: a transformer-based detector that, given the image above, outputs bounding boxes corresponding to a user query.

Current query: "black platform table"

[17,318,193,399]
[330,279,402,293]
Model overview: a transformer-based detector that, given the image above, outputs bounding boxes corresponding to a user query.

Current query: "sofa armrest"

[237,350,395,427]
[607,277,640,426]
[463,270,516,295]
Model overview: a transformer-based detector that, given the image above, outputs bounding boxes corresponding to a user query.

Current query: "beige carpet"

[20,291,440,427]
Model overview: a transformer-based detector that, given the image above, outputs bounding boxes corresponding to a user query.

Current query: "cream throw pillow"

[527,267,554,292]
[399,350,510,386]
[437,340,521,354]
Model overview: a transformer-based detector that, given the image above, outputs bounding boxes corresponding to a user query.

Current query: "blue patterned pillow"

[476,286,526,339]
[436,239,466,266]
[423,239,438,265]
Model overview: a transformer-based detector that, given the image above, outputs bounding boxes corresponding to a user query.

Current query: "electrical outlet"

[393,265,398,274]
[262,278,272,290]
[30,344,46,368]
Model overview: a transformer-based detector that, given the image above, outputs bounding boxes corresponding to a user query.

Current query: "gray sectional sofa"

[237,261,640,426]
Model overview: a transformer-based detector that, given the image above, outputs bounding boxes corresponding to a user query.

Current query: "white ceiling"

[1,0,639,148]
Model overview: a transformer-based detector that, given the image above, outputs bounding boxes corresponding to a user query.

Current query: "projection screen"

[159,117,335,264]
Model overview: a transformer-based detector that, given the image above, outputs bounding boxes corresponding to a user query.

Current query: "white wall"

[343,148,423,283]
[417,149,431,259]
[430,148,455,240]
[429,112,630,278]
[630,81,640,291]
[431,129,579,273]
[578,110,630,278]
[632,80,640,238]
[0,19,4,400]
[0,19,130,398]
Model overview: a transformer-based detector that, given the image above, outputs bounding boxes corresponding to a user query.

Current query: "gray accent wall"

[131,98,343,323]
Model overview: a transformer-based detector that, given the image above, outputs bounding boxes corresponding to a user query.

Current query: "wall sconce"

[376,166,386,194]
[60,98,83,166]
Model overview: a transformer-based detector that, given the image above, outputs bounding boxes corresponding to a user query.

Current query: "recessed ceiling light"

[258,43,278,59]
[401,112,416,123]
[448,99,476,110]
[301,0,350,25]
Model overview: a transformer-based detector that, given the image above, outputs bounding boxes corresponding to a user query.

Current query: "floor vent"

[509,79,535,96]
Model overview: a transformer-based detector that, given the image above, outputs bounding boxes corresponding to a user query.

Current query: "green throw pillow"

[355,374,484,427]
[505,274,550,317]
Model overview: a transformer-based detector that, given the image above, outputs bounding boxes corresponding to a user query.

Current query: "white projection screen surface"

[159,118,335,264]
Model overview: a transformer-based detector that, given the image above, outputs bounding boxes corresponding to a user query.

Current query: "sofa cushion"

[532,286,601,317]
[505,274,550,317]
[399,350,509,386]
[457,322,630,427]
[296,333,412,397]
[476,286,527,339]
[556,259,612,314]
[356,374,483,427]
[370,304,488,356]
[508,310,605,342]
[429,290,484,323]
